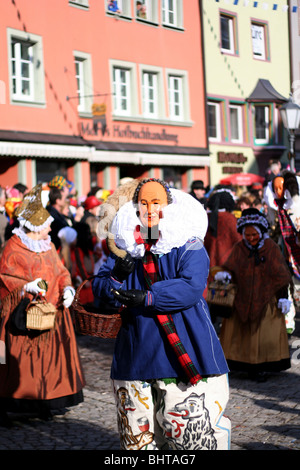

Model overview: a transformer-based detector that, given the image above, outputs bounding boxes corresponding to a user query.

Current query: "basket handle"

[107,233,127,259]
[74,275,97,302]
[25,293,46,311]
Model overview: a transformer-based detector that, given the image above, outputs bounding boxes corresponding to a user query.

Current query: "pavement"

[0,313,300,452]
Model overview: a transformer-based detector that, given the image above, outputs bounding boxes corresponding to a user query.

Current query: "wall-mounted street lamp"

[279,93,300,172]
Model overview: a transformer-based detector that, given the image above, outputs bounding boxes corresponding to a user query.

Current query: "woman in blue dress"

[93,178,230,450]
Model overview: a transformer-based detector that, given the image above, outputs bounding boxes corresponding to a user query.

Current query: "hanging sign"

[92,103,107,135]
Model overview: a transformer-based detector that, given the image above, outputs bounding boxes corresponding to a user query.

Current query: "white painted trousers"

[112,374,231,450]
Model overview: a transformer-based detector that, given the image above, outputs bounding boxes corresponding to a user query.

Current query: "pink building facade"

[0,0,209,195]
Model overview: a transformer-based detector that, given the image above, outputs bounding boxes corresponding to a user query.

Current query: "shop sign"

[78,121,179,145]
[222,166,243,174]
[217,151,247,174]
[92,103,107,135]
[217,152,248,164]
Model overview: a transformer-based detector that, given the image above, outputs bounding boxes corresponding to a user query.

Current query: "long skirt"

[112,374,230,450]
[0,305,85,412]
[219,298,291,373]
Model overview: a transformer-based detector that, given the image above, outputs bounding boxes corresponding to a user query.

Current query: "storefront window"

[36,160,68,185]
[162,166,183,189]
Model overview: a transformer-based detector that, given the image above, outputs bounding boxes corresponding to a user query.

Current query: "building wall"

[0,0,209,193]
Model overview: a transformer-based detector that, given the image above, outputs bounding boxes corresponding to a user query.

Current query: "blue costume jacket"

[92,237,229,381]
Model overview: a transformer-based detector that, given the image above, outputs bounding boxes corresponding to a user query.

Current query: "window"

[8,28,45,106]
[113,67,131,115]
[208,102,221,141]
[73,51,93,115]
[142,71,158,117]
[229,104,243,143]
[140,65,165,120]
[136,0,158,23]
[168,75,183,120]
[162,0,183,28]
[75,59,85,112]
[166,69,190,122]
[220,13,236,54]
[110,60,138,118]
[11,40,34,101]
[251,22,268,61]
[107,0,131,17]
[254,105,270,144]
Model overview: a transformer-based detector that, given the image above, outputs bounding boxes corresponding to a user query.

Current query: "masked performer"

[0,185,85,427]
[216,208,292,381]
[263,171,300,332]
[93,178,230,450]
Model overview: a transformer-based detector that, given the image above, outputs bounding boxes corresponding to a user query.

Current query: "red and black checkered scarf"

[276,199,300,278]
[134,226,202,385]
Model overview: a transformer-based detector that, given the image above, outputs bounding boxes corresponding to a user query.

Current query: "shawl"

[222,238,291,324]
[0,234,71,314]
[133,226,202,385]
[204,211,242,268]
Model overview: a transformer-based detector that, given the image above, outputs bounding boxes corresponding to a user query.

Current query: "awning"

[0,141,92,159]
[247,79,288,103]
[89,151,211,167]
[0,141,210,167]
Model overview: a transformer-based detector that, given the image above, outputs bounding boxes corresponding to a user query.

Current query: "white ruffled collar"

[12,226,52,253]
[110,188,208,258]
[264,176,300,211]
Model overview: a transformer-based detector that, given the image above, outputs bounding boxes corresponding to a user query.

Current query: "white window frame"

[220,14,235,54]
[208,101,221,142]
[11,40,34,101]
[168,75,183,120]
[162,0,183,29]
[142,71,158,118]
[7,28,45,106]
[73,51,93,116]
[251,22,266,61]
[113,67,131,115]
[166,69,190,122]
[254,105,270,145]
[229,104,243,143]
[110,60,138,118]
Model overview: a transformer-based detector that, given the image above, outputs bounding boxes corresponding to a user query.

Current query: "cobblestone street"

[0,314,299,452]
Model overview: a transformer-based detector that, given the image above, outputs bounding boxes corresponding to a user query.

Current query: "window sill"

[106,11,132,21]
[162,24,184,32]
[11,99,46,108]
[69,1,89,10]
[112,114,193,127]
[136,18,159,27]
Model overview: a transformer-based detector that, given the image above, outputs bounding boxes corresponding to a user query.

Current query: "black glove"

[112,289,147,308]
[111,254,135,281]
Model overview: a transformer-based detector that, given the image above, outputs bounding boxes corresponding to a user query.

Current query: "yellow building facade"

[202,0,291,187]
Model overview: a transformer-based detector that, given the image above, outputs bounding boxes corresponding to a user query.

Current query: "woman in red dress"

[0,185,85,427]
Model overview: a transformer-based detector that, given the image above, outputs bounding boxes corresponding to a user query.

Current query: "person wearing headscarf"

[216,208,292,381]
[0,185,85,427]
[93,178,230,450]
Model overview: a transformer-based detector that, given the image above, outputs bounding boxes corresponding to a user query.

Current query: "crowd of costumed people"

[0,161,298,450]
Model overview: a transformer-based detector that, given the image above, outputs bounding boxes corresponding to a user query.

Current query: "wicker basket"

[206,281,237,308]
[72,277,122,338]
[26,298,57,330]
